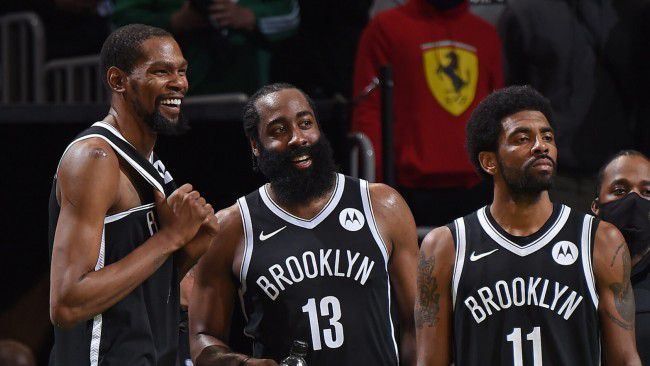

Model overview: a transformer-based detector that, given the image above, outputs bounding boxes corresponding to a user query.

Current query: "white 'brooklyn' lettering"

[463,277,584,323]
[256,249,376,300]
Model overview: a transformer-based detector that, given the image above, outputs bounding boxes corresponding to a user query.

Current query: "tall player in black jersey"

[592,150,650,365]
[415,86,641,365]
[189,84,418,365]
[49,25,217,365]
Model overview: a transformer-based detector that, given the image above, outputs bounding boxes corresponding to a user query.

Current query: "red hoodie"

[351,0,503,189]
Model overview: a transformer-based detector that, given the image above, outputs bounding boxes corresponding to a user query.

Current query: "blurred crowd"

[0,0,649,363]
[2,0,647,221]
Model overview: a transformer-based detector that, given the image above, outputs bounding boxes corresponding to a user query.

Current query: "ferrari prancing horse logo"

[422,41,478,116]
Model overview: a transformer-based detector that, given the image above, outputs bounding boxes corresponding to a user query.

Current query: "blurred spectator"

[0,340,36,366]
[351,0,503,226]
[499,0,650,210]
[270,0,373,99]
[112,0,299,95]
[591,150,650,364]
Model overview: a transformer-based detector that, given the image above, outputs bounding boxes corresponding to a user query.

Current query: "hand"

[209,0,256,31]
[201,211,220,236]
[154,184,213,248]
[171,1,209,34]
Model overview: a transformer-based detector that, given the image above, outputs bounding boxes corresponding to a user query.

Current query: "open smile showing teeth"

[160,98,182,107]
[293,154,310,163]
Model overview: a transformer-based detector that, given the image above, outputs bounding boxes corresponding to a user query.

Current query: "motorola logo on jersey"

[552,241,579,265]
[339,208,365,231]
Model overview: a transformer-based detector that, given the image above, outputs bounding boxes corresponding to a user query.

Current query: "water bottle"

[279,340,309,366]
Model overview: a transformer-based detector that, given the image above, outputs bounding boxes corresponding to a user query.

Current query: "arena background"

[2,0,648,364]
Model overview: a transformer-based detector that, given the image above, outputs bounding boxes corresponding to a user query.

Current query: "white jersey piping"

[477,205,571,257]
[259,173,344,229]
[581,214,599,308]
[451,217,467,310]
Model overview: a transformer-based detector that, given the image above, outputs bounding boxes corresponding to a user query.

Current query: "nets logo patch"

[339,208,365,231]
[551,241,579,265]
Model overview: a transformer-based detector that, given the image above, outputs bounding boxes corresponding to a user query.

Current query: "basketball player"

[189,83,418,365]
[415,86,641,365]
[48,24,217,365]
[592,150,650,364]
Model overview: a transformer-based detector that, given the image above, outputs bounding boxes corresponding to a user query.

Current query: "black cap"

[290,340,309,356]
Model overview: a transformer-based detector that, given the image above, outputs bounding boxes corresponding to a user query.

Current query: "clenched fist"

[155,184,213,248]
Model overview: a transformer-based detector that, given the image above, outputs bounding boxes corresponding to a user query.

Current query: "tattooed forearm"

[415,253,440,328]
[609,243,624,267]
[605,311,632,330]
[608,243,634,330]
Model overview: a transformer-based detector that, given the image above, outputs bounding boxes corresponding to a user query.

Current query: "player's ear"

[479,151,497,177]
[591,198,599,216]
[250,137,260,157]
[107,66,127,93]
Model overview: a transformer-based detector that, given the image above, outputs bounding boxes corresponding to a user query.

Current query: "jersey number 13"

[302,296,345,351]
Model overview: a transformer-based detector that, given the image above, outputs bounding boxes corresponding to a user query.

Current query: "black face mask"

[599,193,650,262]
[425,0,463,11]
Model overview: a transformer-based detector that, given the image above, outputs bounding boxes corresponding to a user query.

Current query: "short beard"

[147,107,189,136]
[256,135,337,205]
[497,154,555,201]
[130,91,190,136]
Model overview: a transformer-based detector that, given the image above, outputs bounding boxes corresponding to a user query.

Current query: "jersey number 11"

[506,326,542,366]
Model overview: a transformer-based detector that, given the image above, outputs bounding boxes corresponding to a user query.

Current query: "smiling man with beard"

[48,24,218,365]
[189,83,418,366]
[415,85,641,365]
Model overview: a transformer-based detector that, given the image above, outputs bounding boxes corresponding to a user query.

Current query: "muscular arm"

[190,205,277,366]
[50,140,189,328]
[415,227,455,366]
[593,221,642,365]
[370,184,418,366]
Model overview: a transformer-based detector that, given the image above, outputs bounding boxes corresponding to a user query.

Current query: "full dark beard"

[497,154,555,199]
[257,135,337,205]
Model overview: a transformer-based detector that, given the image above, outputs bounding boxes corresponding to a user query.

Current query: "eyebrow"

[609,178,631,187]
[540,126,554,133]
[296,111,314,118]
[267,116,287,126]
[509,126,531,136]
[148,60,188,69]
[267,111,314,126]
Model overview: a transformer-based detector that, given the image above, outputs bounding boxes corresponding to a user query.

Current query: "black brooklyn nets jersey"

[48,122,179,366]
[448,204,601,366]
[238,174,399,365]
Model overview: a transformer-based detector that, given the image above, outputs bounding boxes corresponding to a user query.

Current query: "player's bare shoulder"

[420,226,455,263]
[56,137,120,205]
[592,220,628,270]
[201,202,246,277]
[368,182,417,254]
[214,203,244,239]
[367,182,406,211]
